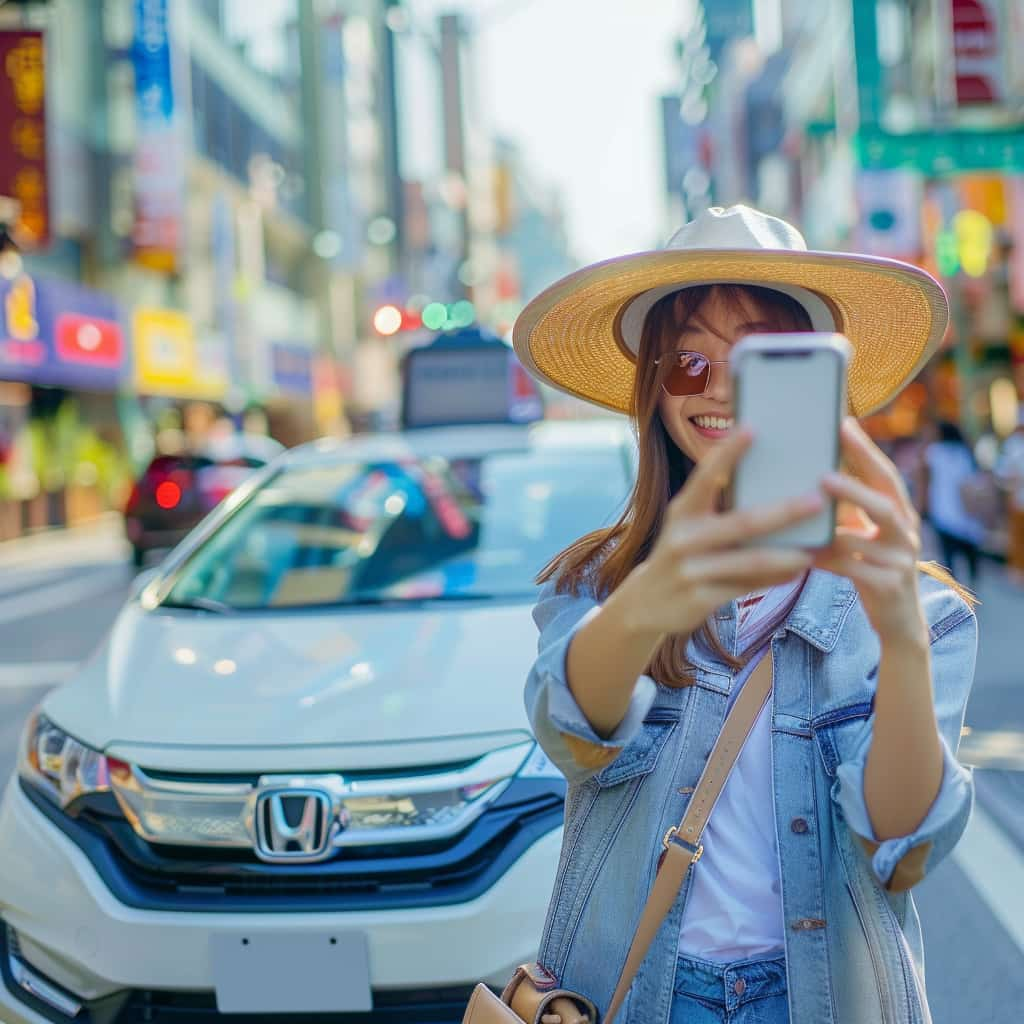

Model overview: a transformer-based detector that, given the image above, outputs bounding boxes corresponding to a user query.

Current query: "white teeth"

[693,415,734,431]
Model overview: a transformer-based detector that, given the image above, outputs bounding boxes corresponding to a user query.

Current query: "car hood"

[44,599,540,772]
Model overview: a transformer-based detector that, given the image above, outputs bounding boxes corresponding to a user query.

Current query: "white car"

[0,419,635,1023]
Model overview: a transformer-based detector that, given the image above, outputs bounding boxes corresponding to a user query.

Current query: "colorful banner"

[133,308,226,400]
[132,0,182,272]
[0,30,49,247]
[0,275,123,389]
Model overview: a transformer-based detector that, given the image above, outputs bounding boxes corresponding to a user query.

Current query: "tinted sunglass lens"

[664,353,709,396]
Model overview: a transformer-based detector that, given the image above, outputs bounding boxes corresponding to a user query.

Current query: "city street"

[0,0,1021,1020]
[0,521,1021,1023]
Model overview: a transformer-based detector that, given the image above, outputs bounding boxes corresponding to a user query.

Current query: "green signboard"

[855,127,1024,175]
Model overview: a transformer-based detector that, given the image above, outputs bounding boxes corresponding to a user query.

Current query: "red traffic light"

[373,304,423,336]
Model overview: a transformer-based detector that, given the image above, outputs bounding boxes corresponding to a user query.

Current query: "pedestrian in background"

[511,206,977,1024]
[921,421,985,586]
[995,411,1024,583]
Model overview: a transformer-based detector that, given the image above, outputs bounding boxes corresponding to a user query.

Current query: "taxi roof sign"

[400,327,544,430]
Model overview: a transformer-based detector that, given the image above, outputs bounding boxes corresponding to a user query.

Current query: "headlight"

[19,712,112,810]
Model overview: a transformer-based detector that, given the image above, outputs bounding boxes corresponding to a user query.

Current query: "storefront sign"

[0,274,123,389]
[270,343,314,397]
[133,308,226,400]
[132,0,182,272]
[0,30,49,247]
[855,126,1024,175]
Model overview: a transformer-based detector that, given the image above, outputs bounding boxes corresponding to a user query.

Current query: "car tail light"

[128,461,196,511]
[155,480,182,509]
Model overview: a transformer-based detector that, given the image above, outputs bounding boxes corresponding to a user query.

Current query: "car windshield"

[161,447,631,609]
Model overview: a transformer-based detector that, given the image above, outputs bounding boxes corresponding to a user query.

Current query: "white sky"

[229,0,697,265]
[413,0,693,264]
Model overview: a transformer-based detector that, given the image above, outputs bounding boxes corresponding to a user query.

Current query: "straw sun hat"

[512,205,949,417]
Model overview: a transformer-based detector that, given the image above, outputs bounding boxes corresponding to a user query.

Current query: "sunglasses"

[652,350,730,398]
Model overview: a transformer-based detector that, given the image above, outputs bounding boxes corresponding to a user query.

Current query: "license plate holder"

[211,930,372,1014]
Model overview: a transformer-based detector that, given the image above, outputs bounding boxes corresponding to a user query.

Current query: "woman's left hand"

[813,417,929,646]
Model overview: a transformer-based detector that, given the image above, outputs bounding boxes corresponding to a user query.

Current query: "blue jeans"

[669,950,789,1023]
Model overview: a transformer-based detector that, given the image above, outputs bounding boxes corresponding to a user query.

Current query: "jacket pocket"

[812,700,873,778]
[594,710,677,788]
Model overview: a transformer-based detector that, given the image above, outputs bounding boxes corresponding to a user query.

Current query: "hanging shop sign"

[133,308,227,400]
[131,0,183,273]
[854,169,922,260]
[312,355,345,431]
[0,274,124,389]
[950,0,1007,106]
[0,30,49,247]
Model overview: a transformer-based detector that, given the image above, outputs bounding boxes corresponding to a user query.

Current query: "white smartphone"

[728,332,851,548]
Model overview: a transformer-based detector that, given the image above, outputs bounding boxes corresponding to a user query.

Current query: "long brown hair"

[537,284,974,688]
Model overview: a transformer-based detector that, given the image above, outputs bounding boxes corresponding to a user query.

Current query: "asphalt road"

[0,519,1022,1023]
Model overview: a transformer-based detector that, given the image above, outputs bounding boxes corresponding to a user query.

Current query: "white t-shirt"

[677,592,786,963]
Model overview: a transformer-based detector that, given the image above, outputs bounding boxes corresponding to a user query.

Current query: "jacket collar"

[778,569,858,652]
[686,570,858,676]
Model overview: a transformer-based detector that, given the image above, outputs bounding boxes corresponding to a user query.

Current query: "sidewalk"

[967,563,1018,700]
[0,513,129,572]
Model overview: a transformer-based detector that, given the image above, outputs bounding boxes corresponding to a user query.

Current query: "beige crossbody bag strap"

[603,654,773,1024]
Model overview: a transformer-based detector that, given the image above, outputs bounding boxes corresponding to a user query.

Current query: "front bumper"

[0,777,561,1021]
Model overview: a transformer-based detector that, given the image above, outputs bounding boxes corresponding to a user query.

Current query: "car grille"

[23,777,564,912]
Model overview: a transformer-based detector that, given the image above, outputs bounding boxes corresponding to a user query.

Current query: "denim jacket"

[525,568,977,1024]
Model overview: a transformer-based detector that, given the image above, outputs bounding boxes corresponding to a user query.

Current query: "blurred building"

[676,0,1024,448]
[491,138,575,329]
[0,0,583,537]
[0,0,416,531]
[362,8,573,421]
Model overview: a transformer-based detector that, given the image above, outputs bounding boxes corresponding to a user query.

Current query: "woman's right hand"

[616,429,823,641]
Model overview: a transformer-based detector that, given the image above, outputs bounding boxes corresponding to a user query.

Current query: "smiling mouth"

[690,414,734,436]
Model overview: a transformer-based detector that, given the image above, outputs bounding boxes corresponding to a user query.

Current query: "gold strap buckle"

[662,826,704,863]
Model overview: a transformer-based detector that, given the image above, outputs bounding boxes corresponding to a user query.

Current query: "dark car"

[124,435,284,567]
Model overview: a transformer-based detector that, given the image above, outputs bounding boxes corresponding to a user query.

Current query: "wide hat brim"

[512,249,949,418]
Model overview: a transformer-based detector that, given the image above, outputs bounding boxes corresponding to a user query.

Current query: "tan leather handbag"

[462,656,774,1024]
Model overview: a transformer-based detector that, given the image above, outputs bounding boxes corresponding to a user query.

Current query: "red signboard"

[0,30,49,247]
[951,0,1005,105]
[55,313,123,368]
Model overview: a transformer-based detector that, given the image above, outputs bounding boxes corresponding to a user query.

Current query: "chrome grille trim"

[109,742,534,853]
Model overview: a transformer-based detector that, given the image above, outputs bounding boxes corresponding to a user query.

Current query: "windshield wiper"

[160,596,234,614]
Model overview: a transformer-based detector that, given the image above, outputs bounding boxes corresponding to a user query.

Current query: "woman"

[512,206,977,1024]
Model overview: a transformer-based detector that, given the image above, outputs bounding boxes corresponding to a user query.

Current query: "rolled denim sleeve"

[832,583,977,893]
[524,577,658,785]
